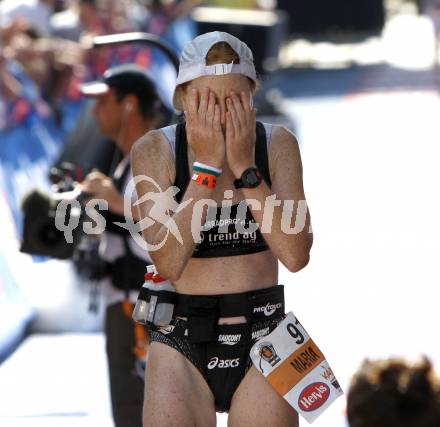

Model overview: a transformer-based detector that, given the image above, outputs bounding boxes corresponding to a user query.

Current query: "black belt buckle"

[186,297,219,343]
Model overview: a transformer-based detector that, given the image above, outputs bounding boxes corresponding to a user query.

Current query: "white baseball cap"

[172,31,257,111]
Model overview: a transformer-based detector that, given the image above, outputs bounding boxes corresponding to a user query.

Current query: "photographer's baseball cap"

[172,31,257,111]
[80,64,158,100]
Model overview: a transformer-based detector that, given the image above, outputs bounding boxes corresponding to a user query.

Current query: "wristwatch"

[234,167,263,189]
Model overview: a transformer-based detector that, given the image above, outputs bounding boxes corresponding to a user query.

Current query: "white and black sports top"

[161,121,273,258]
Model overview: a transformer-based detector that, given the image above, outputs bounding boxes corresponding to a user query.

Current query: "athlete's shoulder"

[133,127,175,164]
[131,129,175,183]
[267,125,300,169]
[270,124,299,146]
[133,128,169,155]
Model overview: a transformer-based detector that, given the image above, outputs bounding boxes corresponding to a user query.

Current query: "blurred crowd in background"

[0,0,433,138]
[0,0,273,134]
[0,0,282,126]
[1,0,434,140]
[0,0,201,136]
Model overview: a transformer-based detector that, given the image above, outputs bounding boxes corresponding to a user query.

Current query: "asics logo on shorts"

[207,357,240,369]
[218,334,242,346]
[253,302,282,317]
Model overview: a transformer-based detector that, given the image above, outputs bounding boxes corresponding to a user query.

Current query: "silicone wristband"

[193,161,222,176]
[192,172,217,189]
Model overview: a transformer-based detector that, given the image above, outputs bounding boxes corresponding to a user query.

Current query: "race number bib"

[250,312,343,423]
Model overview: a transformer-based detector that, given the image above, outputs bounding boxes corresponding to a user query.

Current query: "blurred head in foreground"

[347,356,440,427]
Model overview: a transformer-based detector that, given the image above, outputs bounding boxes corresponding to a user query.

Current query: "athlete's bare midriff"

[174,250,278,295]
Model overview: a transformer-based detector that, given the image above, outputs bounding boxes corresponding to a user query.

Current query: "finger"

[89,176,104,185]
[198,87,209,115]
[213,104,222,133]
[89,180,101,190]
[187,88,198,117]
[230,91,246,127]
[250,107,257,139]
[83,176,95,187]
[248,106,257,127]
[244,93,256,132]
[240,91,252,114]
[226,96,236,117]
[86,171,97,180]
[82,182,95,195]
[206,90,215,125]
[90,171,105,180]
[252,107,257,123]
[225,111,234,142]
[218,96,227,125]
[226,97,240,134]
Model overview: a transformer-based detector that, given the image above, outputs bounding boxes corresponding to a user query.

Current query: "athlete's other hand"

[185,87,225,169]
[225,90,256,178]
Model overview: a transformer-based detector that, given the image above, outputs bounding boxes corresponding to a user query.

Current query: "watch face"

[234,167,262,189]
[244,168,262,187]
[247,171,259,185]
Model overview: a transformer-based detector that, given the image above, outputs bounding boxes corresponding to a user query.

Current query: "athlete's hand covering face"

[184,87,225,169]
[225,90,257,178]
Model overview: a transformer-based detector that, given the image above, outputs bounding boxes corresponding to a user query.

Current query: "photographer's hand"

[81,171,124,215]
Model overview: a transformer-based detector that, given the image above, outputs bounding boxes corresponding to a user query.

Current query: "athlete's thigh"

[143,341,216,427]
[228,366,299,427]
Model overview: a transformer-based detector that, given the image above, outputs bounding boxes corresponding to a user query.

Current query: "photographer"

[79,63,164,427]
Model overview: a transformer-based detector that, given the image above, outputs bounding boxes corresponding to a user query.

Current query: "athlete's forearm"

[149,181,215,281]
[240,182,313,272]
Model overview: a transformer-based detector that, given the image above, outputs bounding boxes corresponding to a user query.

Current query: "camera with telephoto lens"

[20,162,84,259]
[20,162,108,280]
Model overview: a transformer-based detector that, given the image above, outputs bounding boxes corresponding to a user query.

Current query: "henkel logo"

[298,382,330,412]
[253,302,282,317]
